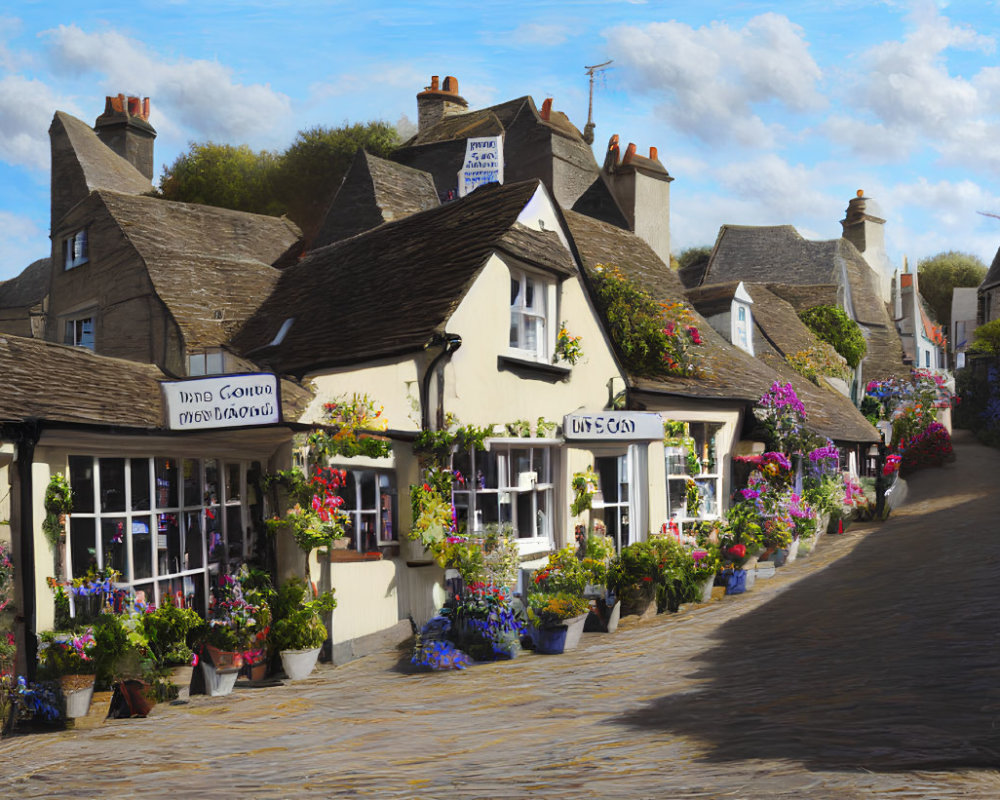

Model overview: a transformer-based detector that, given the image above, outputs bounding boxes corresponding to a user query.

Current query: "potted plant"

[580,533,620,633]
[141,598,201,701]
[197,569,267,696]
[606,541,660,617]
[37,629,97,718]
[270,578,336,681]
[525,592,590,654]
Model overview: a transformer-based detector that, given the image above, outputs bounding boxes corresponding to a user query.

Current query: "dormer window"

[730,282,754,356]
[188,349,226,376]
[64,316,95,350]
[63,229,89,270]
[509,269,552,361]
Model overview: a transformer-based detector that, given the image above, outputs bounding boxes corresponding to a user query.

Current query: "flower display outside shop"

[307,392,392,460]
[570,465,600,516]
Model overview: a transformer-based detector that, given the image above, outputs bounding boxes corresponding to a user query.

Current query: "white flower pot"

[59,676,95,719]
[786,538,800,564]
[201,660,239,697]
[698,576,715,603]
[280,647,321,681]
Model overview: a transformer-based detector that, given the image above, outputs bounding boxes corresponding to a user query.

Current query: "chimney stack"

[416,75,468,134]
[94,93,156,180]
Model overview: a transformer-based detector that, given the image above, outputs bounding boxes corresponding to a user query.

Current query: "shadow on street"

[614,438,1000,771]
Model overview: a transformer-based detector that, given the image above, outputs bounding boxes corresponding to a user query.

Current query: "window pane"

[158,512,181,576]
[132,515,153,580]
[340,471,358,511]
[516,492,535,538]
[188,354,206,377]
[69,456,94,514]
[226,505,244,562]
[78,319,94,350]
[204,460,219,506]
[183,459,200,506]
[155,458,178,508]
[130,458,150,511]
[69,517,96,580]
[99,458,126,513]
[206,506,223,562]
[510,276,520,306]
[509,316,519,348]
[206,351,224,375]
[379,475,396,542]
[100,518,126,578]
[360,471,377,510]
[225,463,241,503]
[524,276,535,309]
[184,511,204,569]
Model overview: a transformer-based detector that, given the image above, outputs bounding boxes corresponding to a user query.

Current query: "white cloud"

[502,23,571,47]
[605,13,823,148]
[0,75,77,170]
[711,154,836,222]
[0,210,46,281]
[819,115,919,163]
[42,25,292,146]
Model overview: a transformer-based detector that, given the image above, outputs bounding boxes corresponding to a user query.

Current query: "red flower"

[728,544,746,558]
[641,576,653,582]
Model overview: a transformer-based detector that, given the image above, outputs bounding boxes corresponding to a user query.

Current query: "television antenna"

[583,60,613,145]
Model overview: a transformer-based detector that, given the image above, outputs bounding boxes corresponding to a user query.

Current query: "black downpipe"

[420,334,463,431]
[14,422,40,681]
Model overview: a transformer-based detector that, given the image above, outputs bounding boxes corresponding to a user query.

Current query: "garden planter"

[200,645,243,697]
[167,665,193,701]
[724,568,755,594]
[619,582,657,618]
[584,598,621,633]
[786,538,800,564]
[756,561,776,579]
[59,674,95,718]
[534,613,588,655]
[280,647,321,681]
[697,576,715,603]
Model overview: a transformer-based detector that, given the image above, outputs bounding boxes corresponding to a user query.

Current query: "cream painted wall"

[302,359,422,431]
[445,254,624,425]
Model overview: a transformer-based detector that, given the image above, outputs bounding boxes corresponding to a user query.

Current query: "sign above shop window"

[162,373,280,431]
[458,135,503,198]
[563,411,663,441]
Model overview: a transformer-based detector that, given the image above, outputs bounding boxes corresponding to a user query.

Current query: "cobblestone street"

[1,431,998,799]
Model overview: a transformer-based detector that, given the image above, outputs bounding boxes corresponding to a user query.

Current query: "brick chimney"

[416,76,468,134]
[94,94,156,180]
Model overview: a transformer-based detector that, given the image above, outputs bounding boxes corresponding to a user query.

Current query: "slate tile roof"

[52,111,152,196]
[231,180,551,376]
[98,190,302,351]
[0,334,165,427]
[981,245,1000,290]
[313,151,440,249]
[0,258,50,309]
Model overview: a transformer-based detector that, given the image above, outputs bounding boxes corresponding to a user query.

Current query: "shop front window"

[453,443,554,543]
[664,420,723,526]
[65,455,256,614]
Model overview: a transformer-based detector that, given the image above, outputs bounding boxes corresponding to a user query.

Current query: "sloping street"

[1,431,998,799]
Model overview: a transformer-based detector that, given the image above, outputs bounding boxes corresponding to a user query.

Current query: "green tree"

[271,122,399,239]
[969,318,1000,355]
[158,142,282,215]
[676,246,712,273]
[798,305,867,368]
[917,251,987,330]
[157,121,400,239]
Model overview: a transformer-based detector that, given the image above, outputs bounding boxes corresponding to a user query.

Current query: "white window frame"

[64,315,95,350]
[188,349,226,377]
[65,455,252,614]
[509,268,553,362]
[63,229,89,270]
[340,468,398,551]
[452,439,557,552]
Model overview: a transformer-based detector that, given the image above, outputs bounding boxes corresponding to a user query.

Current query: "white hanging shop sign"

[563,411,663,441]
[458,135,503,197]
[162,373,280,431]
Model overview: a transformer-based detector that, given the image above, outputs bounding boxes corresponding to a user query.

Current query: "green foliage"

[42,473,72,549]
[141,598,202,667]
[798,305,867,368]
[786,344,851,384]
[590,264,703,377]
[526,592,589,627]
[570,466,599,516]
[606,541,660,596]
[308,393,392,460]
[158,121,400,239]
[970,319,1000,355]
[92,614,151,686]
[270,578,336,652]
[676,246,712,272]
[532,546,588,596]
[917,251,988,330]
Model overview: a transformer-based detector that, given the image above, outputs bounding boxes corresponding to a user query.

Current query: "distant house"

[952,287,979,368]
[696,192,911,401]
[979,246,1000,325]
[893,270,947,371]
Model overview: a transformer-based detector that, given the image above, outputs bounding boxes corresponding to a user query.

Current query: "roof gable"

[231,180,553,375]
[0,258,50,309]
[98,191,301,351]
[313,150,439,249]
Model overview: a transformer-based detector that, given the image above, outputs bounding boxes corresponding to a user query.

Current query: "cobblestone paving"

[2,431,999,799]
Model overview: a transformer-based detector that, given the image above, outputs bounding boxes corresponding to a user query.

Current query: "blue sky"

[2,1,1000,280]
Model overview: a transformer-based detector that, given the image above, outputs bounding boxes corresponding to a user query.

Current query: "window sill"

[497,354,571,382]
[328,550,384,563]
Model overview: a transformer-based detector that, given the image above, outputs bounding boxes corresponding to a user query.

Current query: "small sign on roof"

[458,135,504,198]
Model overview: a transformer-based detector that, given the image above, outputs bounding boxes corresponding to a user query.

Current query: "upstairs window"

[64,229,89,270]
[509,269,550,361]
[188,349,226,376]
[732,301,754,355]
[65,316,95,350]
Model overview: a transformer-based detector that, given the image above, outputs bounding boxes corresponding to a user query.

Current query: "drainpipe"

[420,333,463,431]
[12,421,40,680]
